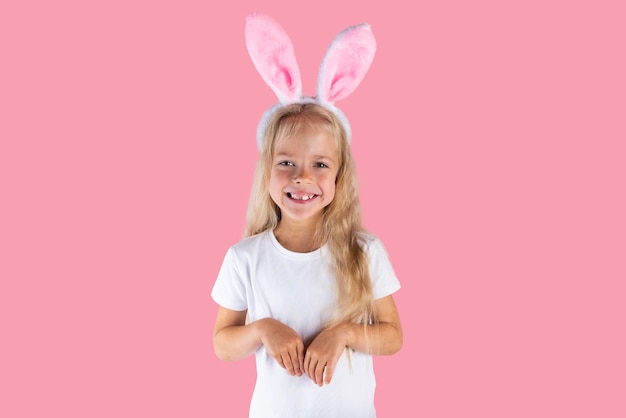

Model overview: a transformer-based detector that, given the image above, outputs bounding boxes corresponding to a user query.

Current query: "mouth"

[286,192,318,201]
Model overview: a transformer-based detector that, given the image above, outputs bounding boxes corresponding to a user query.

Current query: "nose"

[293,165,312,183]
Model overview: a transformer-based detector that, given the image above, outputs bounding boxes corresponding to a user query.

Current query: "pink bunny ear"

[317,23,376,105]
[245,12,302,104]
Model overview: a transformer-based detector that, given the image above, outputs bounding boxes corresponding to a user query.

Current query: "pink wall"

[2,0,624,416]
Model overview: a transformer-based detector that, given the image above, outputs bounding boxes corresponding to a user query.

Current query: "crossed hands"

[259,318,348,386]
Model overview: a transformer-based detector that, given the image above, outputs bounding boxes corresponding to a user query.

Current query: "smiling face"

[269,125,339,229]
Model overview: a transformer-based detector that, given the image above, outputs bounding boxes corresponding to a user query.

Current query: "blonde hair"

[244,103,376,325]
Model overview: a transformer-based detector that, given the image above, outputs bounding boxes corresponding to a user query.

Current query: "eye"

[315,162,329,168]
[278,161,294,166]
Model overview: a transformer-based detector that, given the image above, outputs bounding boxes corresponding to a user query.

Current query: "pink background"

[2,0,624,417]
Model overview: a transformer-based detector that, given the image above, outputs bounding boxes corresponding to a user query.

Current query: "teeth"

[290,193,314,200]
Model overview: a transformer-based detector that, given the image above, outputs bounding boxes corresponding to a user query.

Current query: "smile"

[287,192,317,201]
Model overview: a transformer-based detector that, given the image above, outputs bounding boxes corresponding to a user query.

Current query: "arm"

[304,294,403,385]
[213,306,305,376]
[344,294,403,355]
[213,307,257,361]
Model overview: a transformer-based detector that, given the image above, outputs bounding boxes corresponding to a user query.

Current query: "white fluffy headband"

[245,12,377,150]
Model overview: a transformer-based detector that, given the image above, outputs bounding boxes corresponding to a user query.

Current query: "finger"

[283,353,295,376]
[306,358,317,382]
[303,352,311,376]
[315,361,326,386]
[273,354,286,370]
[299,341,306,375]
[288,351,300,376]
[293,347,303,376]
[324,361,335,384]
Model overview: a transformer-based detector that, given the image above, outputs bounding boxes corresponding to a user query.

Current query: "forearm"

[213,321,262,362]
[342,321,403,355]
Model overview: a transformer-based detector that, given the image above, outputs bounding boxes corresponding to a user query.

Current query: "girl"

[212,13,402,417]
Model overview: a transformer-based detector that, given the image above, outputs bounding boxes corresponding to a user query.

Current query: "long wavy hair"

[244,103,376,326]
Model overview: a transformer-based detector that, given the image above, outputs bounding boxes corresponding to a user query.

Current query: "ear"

[245,12,302,104]
[317,23,376,105]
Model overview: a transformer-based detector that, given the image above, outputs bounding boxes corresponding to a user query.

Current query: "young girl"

[212,13,402,417]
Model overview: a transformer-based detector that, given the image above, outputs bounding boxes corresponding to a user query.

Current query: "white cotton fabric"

[212,229,401,418]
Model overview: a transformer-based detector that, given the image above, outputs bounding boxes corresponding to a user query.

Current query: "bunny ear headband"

[245,12,377,150]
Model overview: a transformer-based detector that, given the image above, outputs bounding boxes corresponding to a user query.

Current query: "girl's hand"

[257,318,305,376]
[304,324,349,386]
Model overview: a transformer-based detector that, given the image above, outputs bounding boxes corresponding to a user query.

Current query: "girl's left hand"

[303,324,349,386]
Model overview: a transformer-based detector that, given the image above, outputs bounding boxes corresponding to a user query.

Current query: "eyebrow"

[274,153,336,162]
[312,154,335,162]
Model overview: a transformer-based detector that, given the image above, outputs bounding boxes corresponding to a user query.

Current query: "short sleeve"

[366,237,401,300]
[211,247,248,311]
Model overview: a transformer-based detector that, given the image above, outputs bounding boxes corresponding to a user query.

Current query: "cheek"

[269,176,280,191]
[321,176,337,202]
[269,171,291,197]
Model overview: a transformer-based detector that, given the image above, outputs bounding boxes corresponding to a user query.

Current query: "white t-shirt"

[212,229,401,418]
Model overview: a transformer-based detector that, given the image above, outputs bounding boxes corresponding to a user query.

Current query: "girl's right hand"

[257,318,305,376]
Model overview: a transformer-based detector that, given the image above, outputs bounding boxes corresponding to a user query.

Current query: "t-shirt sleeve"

[367,237,401,300]
[211,247,248,311]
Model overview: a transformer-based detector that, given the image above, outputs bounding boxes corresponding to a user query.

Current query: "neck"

[274,221,322,253]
